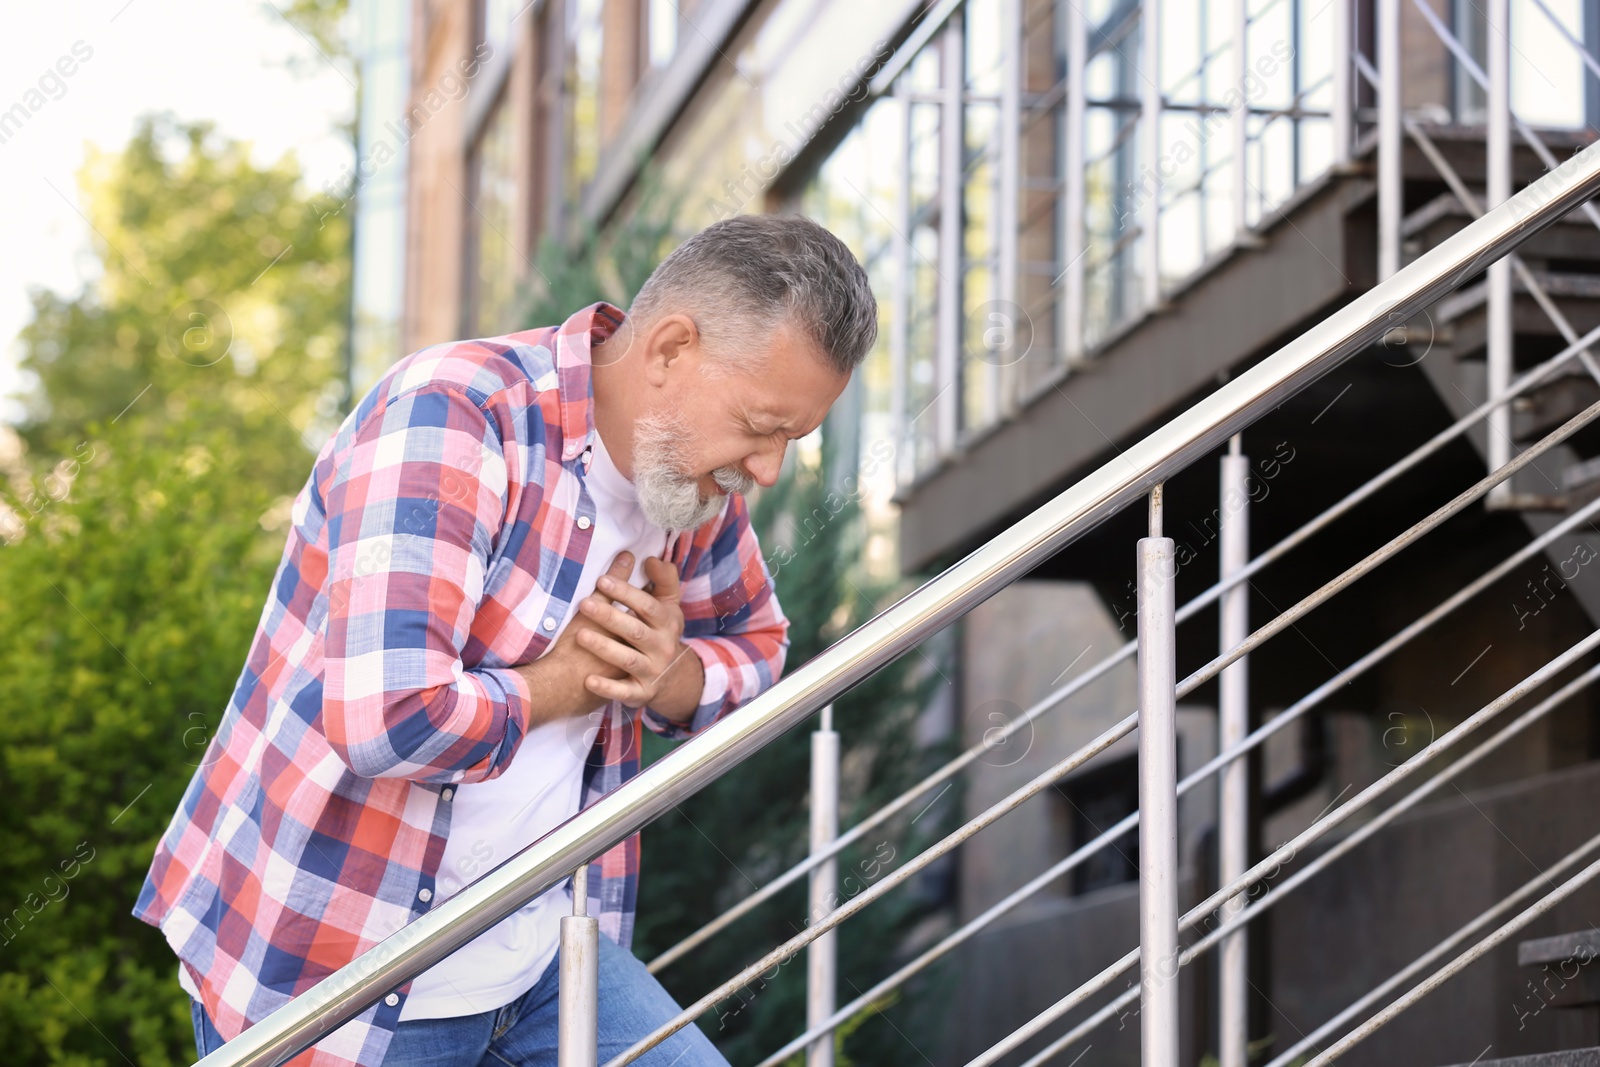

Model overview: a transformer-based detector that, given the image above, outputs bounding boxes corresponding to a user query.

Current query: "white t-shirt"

[179,425,671,1020]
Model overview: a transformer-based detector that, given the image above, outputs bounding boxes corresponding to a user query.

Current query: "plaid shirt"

[133,301,790,1067]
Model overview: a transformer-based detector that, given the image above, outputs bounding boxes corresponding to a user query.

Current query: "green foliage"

[0,410,308,1065]
[0,115,349,1065]
[518,162,682,331]
[14,112,350,487]
[269,0,355,80]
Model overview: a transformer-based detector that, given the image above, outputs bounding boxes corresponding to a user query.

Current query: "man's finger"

[586,551,635,613]
[584,671,646,706]
[608,550,634,581]
[581,597,651,647]
[596,572,659,621]
[641,555,680,599]
[578,628,649,677]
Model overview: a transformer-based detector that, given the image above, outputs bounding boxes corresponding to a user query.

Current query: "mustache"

[712,465,755,494]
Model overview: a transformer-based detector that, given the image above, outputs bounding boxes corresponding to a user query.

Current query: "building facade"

[353,1,1600,1063]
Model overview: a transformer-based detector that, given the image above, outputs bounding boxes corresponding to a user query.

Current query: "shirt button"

[418,887,433,903]
[440,787,454,801]
[384,993,400,1007]
[543,616,557,631]
[577,516,592,529]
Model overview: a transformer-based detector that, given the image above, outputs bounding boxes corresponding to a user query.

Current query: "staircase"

[180,4,1600,1067]
[1399,127,1600,625]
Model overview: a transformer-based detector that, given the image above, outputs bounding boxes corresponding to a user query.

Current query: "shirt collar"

[553,299,627,465]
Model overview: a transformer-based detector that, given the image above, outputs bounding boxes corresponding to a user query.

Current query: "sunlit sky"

[0,1,354,423]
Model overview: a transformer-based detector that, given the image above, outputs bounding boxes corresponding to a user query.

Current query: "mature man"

[133,212,878,1066]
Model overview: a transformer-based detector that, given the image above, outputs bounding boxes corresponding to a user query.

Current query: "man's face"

[630,318,850,531]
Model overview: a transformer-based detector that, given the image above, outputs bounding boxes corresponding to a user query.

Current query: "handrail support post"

[1218,441,1252,1067]
[1139,485,1181,1067]
[559,863,599,1067]
[807,705,840,1067]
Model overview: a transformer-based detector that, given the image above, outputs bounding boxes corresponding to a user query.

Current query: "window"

[567,0,605,192]
[1057,754,1141,896]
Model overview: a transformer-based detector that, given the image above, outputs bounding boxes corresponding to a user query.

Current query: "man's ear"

[643,314,699,387]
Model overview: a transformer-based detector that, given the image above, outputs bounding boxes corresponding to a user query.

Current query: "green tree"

[0,414,303,1066]
[13,112,350,489]
[0,115,352,1064]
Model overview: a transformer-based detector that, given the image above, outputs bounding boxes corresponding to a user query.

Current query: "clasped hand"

[570,550,689,709]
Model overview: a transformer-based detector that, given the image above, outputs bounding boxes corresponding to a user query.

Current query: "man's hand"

[515,550,639,725]
[573,554,703,721]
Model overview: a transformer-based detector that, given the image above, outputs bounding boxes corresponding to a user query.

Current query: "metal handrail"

[629,367,1600,1064]
[1019,664,1600,1067]
[195,131,1600,1067]
[967,625,1600,1067]
[753,484,1600,1067]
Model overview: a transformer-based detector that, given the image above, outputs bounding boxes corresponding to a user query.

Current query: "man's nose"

[744,443,785,488]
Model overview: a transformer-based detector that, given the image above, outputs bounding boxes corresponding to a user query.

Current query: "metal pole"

[1378,0,1402,280]
[1234,0,1252,236]
[998,0,1021,419]
[1142,0,1163,312]
[1486,0,1513,504]
[1063,0,1088,363]
[559,864,599,1067]
[1332,0,1351,166]
[937,11,964,459]
[806,705,840,1067]
[968,624,1600,1067]
[1217,440,1250,1067]
[1138,484,1180,1067]
[753,488,1600,1067]
[892,87,912,486]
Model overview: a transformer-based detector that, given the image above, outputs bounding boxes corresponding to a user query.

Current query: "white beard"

[630,408,756,531]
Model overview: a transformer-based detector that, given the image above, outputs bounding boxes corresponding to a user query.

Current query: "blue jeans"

[190,932,729,1066]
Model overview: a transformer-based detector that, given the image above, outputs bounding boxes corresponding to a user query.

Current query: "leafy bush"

[0,111,346,1065]
[0,411,305,1065]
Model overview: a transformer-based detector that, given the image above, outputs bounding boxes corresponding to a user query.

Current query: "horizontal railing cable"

[1411,0,1600,237]
[645,635,1137,972]
[638,399,1600,1065]
[191,132,1600,1067]
[1016,661,1600,1067]
[1266,736,1600,1064]
[1351,50,1600,384]
[681,397,1600,1064]
[604,714,1141,1065]
[963,624,1600,1066]
[1303,851,1600,1066]
[753,489,1600,1066]
[652,318,1600,976]
[1167,397,1600,705]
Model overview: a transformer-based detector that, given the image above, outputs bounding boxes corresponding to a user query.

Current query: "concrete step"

[1515,930,1600,1011]
[1404,190,1600,265]
[1440,1051,1600,1067]
[1520,930,1600,968]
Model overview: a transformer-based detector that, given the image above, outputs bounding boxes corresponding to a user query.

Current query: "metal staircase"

[190,2,1600,1065]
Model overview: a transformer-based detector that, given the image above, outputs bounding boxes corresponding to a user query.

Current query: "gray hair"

[624,212,878,379]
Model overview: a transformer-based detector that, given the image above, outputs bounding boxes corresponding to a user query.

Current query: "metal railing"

[888,0,1350,486]
[194,88,1600,1063]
